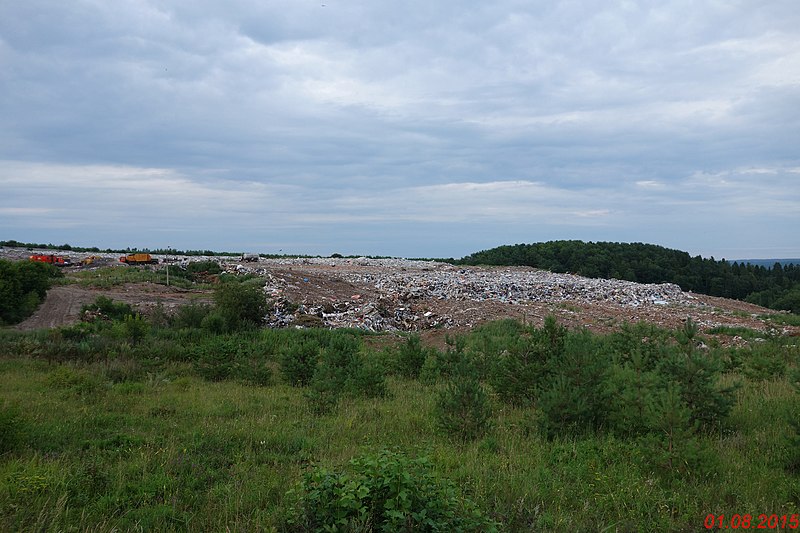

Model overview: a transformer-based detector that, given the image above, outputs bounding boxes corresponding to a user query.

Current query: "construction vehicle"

[81,255,101,266]
[29,254,72,266]
[119,253,158,265]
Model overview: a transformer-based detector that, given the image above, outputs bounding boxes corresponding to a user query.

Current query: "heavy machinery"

[241,253,260,262]
[119,253,158,265]
[29,254,71,266]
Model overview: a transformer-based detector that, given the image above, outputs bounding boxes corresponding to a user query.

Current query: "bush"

[536,329,608,438]
[81,296,134,322]
[286,449,498,532]
[657,350,736,431]
[639,384,718,480]
[200,310,227,334]
[434,364,493,442]
[122,314,149,345]
[420,335,467,385]
[280,339,321,387]
[213,281,267,330]
[603,363,662,438]
[192,337,238,381]
[305,334,385,414]
[0,259,61,325]
[396,334,429,378]
[743,341,788,381]
[172,303,211,329]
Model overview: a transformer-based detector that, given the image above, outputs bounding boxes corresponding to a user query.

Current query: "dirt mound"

[4,250,795,340]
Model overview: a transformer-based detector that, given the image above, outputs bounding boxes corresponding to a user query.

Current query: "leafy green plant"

[212,281,268,330]
[286,449,498,532]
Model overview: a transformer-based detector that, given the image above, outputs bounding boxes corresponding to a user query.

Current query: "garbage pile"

[237,258,697,332]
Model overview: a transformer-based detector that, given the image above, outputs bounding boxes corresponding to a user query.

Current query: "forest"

[455,241,800,313]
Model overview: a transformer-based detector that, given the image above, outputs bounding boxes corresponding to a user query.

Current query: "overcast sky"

[1,1,798,259]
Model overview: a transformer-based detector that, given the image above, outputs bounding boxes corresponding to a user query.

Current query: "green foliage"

[640,384,718,480]
[212,281,268,330]
[0,259,61,324]
[172,302,212,329]
[121,314,149,345]
[487,320,561,407]
[45,366,104,398]
[657,351,736,430]
[81,295,134,322]
[419,335,467,385]
[396,334,429,378]
[455,240,800,313]
[305,334,386,414]
[190,335,272,385]
[785,413,800,475]
[434,365,493,442]
[200,309,227,333]
[602,360,662,438]
[280,338,321,386]
[286,449,498,532]
[0,404,25,455]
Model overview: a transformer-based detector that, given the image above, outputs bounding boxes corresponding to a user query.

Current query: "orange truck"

[29,254,72,266]
[119,253,158,265]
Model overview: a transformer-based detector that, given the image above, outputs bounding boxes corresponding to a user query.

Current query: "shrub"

[420,335,467,385]
[46,366,103,398]
[742,341,788,381]
[657,350,736,431]
[238,359,273,387]
[286,449,498,532]
[603,363,662,438]
[122,314,150,345]
[639,384,718,480]
[172,303,211,329]
[81,295,134,322]
[535,329,608,438]
[785,413,800,475]
[200,309,227,334]
[305,334,385,414]
[213,281,267,330]
[434,364,493,442]
[192,337,238,381]
[280,339,321,387]
[396,334,429,378]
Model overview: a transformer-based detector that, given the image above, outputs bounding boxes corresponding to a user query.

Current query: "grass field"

[1,300,799,531]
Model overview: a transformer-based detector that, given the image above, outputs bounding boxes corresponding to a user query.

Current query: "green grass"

[1,317,799,531]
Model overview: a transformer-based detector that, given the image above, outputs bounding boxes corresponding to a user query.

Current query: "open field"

[2,247,799,531]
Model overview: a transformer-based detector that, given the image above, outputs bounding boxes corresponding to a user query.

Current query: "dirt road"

[14,283,211,331]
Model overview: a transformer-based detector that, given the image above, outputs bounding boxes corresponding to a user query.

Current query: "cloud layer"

[2,1,798,257]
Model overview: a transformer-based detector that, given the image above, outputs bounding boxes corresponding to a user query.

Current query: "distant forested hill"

[455,241,800,314]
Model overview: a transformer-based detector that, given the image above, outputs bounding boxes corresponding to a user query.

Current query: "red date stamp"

[704,514,799,529]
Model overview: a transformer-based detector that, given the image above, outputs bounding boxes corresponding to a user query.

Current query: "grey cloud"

[1,0,798,257]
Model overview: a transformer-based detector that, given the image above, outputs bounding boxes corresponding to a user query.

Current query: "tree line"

[454,241,800,313]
